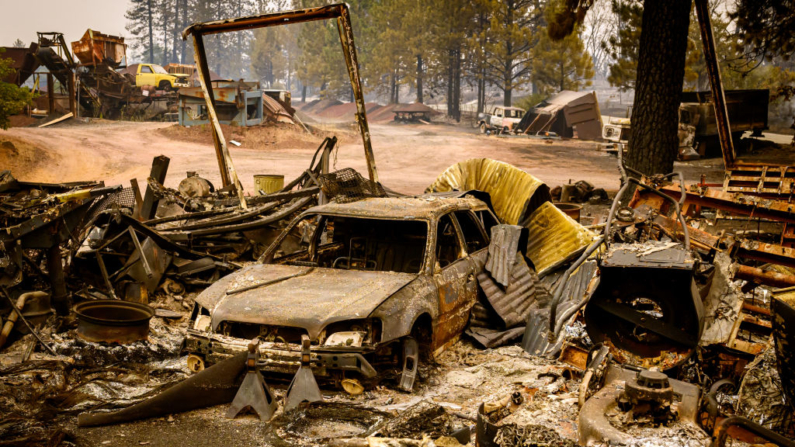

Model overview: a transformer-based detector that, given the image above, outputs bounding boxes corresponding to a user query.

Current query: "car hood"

[195,264,417,339]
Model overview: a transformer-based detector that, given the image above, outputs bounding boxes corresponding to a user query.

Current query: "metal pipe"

[710,416,795,447]
[735,264,795,288]
[0,291,52,353]
[695,0,735,169]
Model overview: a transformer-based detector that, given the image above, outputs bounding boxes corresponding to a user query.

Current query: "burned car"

[185,194,499,390]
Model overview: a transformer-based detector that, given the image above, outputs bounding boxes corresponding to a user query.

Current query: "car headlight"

[191,303,212,332]
[324,331,366,347]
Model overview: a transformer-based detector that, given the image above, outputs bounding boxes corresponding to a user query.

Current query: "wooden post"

[46,73,55,114]
[140,155,170,221]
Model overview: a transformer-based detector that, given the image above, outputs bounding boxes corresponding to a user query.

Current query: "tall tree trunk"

[301,84,307,103]
[147,0,154,63]
[390,70,397,104]
[237,0,242,78]
[416,55,423,103]
[453,48,461,121]
[503,57,512,106]
[626,0,692,176]
[180,0,188,64]
[171,0,180,63]
[447,50,453,117]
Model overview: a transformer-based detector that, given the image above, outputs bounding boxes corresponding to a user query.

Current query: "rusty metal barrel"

[74,300,154,344]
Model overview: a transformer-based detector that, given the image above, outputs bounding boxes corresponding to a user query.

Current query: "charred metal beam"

[695,0,735,168]
[735,265,795,288]
[661,185,795,225]
[182,3,379,184]
[730,239,795,269]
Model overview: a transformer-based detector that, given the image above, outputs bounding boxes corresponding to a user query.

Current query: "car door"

[138,65,155,87]
[491,108,502,128]
[432,212,479,352]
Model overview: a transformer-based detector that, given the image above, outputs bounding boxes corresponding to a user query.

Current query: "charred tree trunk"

[416,55,423,104]
[447,50,454,117]
[301,84,307,103]
[626,0,692,176]
[503,58,513,106]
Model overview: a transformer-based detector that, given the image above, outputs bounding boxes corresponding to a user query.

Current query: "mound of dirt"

[301,99,342,114]
[317,101,381,119]
[8,115,40,128]
[368,103,399,122]
[156,122,348,150]
[0,136,58,180]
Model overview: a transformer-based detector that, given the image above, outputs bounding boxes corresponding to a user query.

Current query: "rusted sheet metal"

[730,239,795,269]
[484,224,524,286]
[183,3,379,184]
[524,201,597,276]
[735,265,795,288]
[179,86,235,103]
[772,288,795,424]
[70,29,127,68]
[661,184,795,225]
[426,158,551,225]
[521,260,597,358]
[695,0,735,168]
[73,300,153,344]
[262,94,294,124]
[0,44,39,85]
[724,162,795,198]
[476,253,538,328]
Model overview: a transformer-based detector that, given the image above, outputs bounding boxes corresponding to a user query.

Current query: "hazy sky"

[0,0,129,47]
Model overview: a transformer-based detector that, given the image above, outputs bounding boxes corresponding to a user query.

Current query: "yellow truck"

[123,63,189,91]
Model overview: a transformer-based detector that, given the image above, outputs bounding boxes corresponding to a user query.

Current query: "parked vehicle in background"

[124,63,189,91]
[477,106,525,134]
[603,89,769,159]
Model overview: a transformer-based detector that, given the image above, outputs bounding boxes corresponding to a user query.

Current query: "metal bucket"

[554,202,582,222]
[74,300,154,344]
[254,174,284,195]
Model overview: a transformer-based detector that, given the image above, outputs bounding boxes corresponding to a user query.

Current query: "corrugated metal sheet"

[485,224,524,286]
[425,159,550,225]
[466,326,526,349]
[521,260,598,358]
[524,201,597,276]
[477,253,538,328]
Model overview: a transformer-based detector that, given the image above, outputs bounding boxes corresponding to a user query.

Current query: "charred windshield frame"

[261,213,430,274]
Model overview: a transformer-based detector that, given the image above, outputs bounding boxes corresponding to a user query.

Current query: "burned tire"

[480,122,487,134]
[158,81,172,92]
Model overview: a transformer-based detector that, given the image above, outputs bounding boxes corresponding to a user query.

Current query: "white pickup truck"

[477,106,525,134]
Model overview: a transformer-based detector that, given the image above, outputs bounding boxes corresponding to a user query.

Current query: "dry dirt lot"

[1,119,729,195]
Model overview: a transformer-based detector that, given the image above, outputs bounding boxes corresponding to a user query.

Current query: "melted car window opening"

[436,214,464,268]
[277,215,428,274]
[455,211,488,252]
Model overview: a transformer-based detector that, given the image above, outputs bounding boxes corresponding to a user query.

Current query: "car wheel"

[480,123,487,134]
[158,81,172,91]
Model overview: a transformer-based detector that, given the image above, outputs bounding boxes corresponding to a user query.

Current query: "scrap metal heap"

[3,3,795,447]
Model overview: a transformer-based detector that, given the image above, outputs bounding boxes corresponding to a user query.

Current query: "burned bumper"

[184,330,377,378]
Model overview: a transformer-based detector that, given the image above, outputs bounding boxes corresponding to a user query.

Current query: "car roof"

[304,194,489,220]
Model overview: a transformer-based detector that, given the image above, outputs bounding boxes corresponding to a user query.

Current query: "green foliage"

[513,92,546,111]
[532,25,594,94]
[0,50,35,130]
[730,0,795,64]
[602,0,642,91]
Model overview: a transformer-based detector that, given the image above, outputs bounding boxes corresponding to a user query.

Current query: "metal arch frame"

[182,3,379,210]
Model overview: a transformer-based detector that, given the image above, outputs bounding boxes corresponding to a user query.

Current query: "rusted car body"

[185,194,499,386]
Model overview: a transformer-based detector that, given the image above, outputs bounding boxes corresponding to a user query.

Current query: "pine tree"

[126,0,157,63]
[475,0,541,106]
[12,39,25,48]
[531,26,594,94]
[0,49,35,130]
[602,0,642,91]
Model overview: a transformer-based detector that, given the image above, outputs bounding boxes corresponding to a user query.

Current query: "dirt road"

[1,120,723,194]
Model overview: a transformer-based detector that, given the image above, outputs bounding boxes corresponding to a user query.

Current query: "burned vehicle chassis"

[185,195,499,389]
